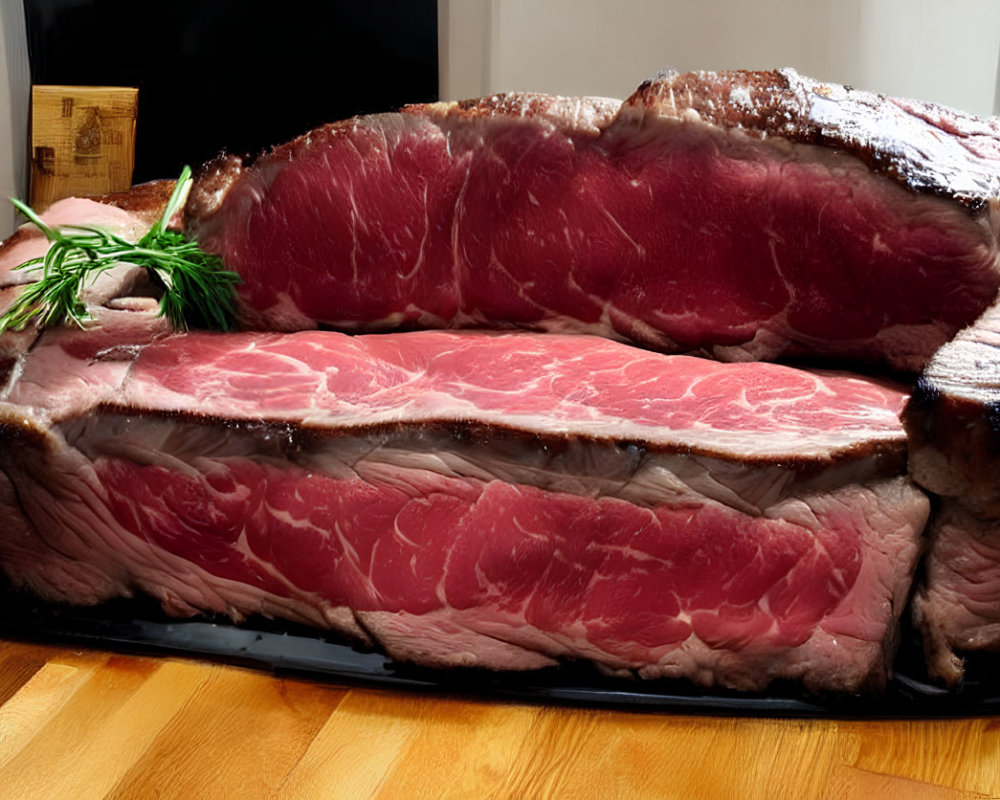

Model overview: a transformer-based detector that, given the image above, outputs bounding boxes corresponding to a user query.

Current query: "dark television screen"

[22,0,439,183]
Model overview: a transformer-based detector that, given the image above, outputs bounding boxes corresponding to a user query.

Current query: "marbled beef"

[186,68,1000,372]
[0,315,927,693]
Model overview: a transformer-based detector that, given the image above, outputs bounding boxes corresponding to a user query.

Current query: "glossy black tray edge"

[1,586,997,718]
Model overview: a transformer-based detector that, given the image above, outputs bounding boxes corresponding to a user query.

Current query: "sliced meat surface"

[186,69,1000,372]
[0,323,928,693]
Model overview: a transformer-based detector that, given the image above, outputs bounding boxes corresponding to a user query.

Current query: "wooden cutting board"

[0,639,998,799]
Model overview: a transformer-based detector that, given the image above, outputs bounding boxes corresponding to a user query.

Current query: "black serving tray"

[0,582,996,718]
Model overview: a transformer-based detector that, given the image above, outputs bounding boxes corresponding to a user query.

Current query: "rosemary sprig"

[0,166,241,333]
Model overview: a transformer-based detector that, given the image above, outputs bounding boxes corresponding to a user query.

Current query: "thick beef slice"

[186,69,1000,372]
[904,301,1000,682]
[0,324,927,693]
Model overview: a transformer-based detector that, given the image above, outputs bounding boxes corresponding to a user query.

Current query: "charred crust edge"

[80,405,908,473]
[89,180,176,224]
[629,68,1000,210]
[905,376,942,414]
[184,154,245,224]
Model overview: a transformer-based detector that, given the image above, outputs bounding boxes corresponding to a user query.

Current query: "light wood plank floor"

[0,639,998,799]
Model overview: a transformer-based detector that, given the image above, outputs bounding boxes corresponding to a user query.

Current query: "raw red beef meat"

[186,69,1000,372]
[0,313,928,693]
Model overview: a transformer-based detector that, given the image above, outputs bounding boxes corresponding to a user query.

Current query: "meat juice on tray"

[2,67,1000,697]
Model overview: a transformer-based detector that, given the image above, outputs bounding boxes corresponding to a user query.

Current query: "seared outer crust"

[191,71,1000,214]
[904,301,1000,515]
[89,180,175,223]
[409,93,621,134]
[183,157,244,224]
[185,93,620,223]
[626,68,1000,208]
[82,407,910,474]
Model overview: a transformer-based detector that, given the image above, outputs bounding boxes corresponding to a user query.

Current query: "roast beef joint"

[4,66,1000,699]
[0,320,927,694]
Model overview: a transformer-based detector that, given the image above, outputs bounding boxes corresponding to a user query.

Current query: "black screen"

[23,0,439,183]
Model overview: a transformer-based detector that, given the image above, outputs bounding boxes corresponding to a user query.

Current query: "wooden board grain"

[29,85,138,212]
[1,640,999,799]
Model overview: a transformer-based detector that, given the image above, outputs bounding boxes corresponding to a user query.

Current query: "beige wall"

[439,0,1000,115]
[0,0,29,240]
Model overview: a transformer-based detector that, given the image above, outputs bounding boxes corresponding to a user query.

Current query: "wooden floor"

[0,639,998,799]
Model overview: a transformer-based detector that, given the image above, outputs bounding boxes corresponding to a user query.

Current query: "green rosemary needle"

[0,166,241,333]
